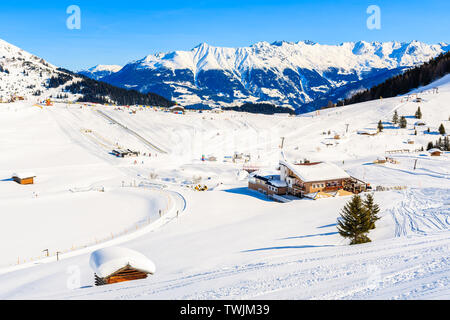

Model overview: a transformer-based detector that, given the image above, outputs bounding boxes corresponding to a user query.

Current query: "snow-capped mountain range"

[84,40,449,111]
[79,65,122,81]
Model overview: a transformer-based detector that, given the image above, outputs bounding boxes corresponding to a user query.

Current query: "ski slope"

[0,76,449,299]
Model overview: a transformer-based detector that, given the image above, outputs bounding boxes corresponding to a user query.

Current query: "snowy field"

[0,76,449,299]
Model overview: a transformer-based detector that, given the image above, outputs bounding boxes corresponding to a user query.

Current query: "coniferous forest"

[342,51,450,106]
[48,69,175,107]
[224,103,296,115]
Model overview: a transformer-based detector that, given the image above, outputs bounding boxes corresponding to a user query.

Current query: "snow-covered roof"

[250,168,280,178]
[415,121,426,125]
[280,160,350,182]
[12,172,36,179]
[357,128,377,134]
[268,179,288,188]
[90,247,156,278]
[169,105,185,110]
[428,148,442,153]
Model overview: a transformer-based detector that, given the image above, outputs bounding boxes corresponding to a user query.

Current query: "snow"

[83,65,122,73]
[0,74,449,299]
[268,179,288,188]
[0,38,83,102]
[280,160,350,182]
[131,40,448,79]
[90,246,156,278]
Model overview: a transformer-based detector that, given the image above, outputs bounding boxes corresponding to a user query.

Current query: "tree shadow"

[317,223,337,229]
[242,244,335,252]
[0,178,13,182]
[278,232,338,240]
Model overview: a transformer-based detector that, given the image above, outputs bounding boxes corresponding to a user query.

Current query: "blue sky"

[0,0,448,70]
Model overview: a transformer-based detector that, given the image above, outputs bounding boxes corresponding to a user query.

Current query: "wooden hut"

[12,172,36,185]
[428,148,442,157]
[112,149,140,158]
[90,247,156,286]
[169,105,185,114]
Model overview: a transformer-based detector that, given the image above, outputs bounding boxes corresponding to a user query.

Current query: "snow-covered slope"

[0,39,171,106]
[79,65,122,80]
[0,39,83,102]
[0,75,449,299]
[96,40,449,111]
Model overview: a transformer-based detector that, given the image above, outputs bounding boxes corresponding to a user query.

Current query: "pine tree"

[415,107,422,119]
[399,116,407,128]
[392,110,399,124]
[427,141,434,150]
[377,120,384,132]
[337,195,372,245]
[439,123,446,135]
[363,194,380,230]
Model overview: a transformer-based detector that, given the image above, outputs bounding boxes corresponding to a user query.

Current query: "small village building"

[415,121,426,126]
[428,148,442,156]
[279,160,352,197]
[248,172,288,196]
[90,247,156,286]
[12,172,36,185]
[112,149,140,158]
[169,105,185,114]
[357,129,378,136]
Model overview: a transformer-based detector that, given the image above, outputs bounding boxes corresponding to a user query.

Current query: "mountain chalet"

[249,160,369,199]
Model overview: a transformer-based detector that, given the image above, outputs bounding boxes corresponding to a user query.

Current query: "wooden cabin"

[12,172,36,185]
[428,148,442,157]
[112,148,140,158]
[169,105,185,114]
[90,247,156,286]
[95,264,149,285]
[357,129,378,136]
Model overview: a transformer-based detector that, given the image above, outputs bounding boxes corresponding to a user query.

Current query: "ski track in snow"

[58,232,449,300]
[388,188,450,237]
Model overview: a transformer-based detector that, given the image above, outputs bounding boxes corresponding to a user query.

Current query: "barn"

[12,172,36,185]
[90,247,156,286]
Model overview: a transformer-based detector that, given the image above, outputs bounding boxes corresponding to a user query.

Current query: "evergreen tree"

[415,107,422,119]
[377,120,384,132]
[427,141,434,150]
[392,110,399,124]
[399,116,407,128]
[439,123,446,135]
[337,195,372,245]
[342,51,450,106]
[363,194,380,230]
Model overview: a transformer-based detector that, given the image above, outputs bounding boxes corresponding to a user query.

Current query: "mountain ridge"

[82,40,449,112]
